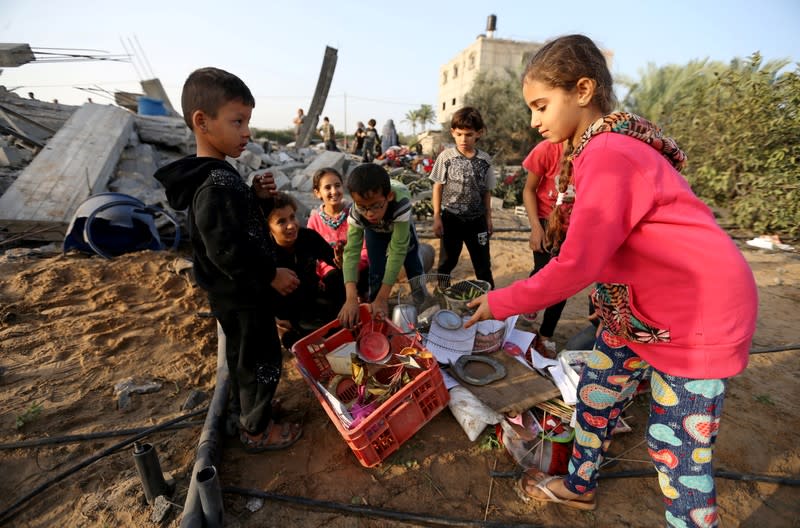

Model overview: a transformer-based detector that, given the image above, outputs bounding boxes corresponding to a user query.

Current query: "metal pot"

[392,304,418,330]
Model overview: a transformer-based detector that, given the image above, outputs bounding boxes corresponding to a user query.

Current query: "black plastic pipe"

[0,420,203,450]
[180,322,229,528]
[0,406,207,526]
[197,466,223,528]
[222,486,544,528]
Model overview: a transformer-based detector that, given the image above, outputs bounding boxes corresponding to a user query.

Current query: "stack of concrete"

[0,86,428,244]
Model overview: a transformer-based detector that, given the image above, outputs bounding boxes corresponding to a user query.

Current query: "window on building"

[442,101,446,111]
[442,71,448,85]
[468,53,475,70]
[453,65,459,78]
[452,98,456,106]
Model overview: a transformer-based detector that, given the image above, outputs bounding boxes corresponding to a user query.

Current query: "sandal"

[240,419,303,453]
[515,472,596,511]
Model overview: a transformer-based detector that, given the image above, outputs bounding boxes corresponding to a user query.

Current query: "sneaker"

[542,339,557,355]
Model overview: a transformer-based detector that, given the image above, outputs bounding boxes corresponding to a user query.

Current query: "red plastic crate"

[291,305,449,467]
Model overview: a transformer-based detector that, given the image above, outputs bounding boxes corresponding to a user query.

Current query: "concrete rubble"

[0,85,435,244]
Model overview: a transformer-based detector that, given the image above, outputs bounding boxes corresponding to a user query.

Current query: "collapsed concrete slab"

[0,104,134,241]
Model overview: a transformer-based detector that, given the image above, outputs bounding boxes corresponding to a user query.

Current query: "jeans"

[363,223,424,301]
[566,329,725,528]
[437,210,494,288]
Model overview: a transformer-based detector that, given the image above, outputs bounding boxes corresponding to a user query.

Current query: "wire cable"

[223,486,544,528]
[0,407,207,526]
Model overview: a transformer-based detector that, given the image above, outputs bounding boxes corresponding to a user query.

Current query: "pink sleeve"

[489,140,656,319]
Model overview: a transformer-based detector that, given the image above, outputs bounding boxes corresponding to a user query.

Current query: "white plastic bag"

[448,386,503,441]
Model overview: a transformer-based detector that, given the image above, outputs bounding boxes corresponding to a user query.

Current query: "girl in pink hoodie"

[465,34,757,526]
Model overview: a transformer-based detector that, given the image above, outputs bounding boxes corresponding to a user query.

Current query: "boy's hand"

[271,267,299,296]
[487,217,493,236]
[253,172,278,198]
[338,298,361,328]
[463,294,494,329]
[370,297,389,321]
[432,216,444,238]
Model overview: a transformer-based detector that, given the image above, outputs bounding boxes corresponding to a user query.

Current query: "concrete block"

[302,150,345,177]
[291,172,313,192]
[0,146,23,167]
[150,494,172,524]
[245,142,264,155]
[287,190,319,226]
[248,168,291,192]
[235,149,262,171]
[274,161,307,173]
[273,170,291,191]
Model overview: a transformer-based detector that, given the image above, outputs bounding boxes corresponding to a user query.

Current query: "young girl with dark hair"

[306,167,369,301]
[466,34,757,526]
[264,192,342,348]
[521,139,571,354]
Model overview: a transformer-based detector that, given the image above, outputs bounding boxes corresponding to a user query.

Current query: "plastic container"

[443,279,491,315]
[138,96,168,116]
[292,305,449,467]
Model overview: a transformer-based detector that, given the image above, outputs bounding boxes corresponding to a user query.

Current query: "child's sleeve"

[429,150,448,184]
[308,229,336,267]
[485,159,497,190]
[194,185,277,290]
[383,220,411,286]
[342,223,364,283]
[382,184,414,286]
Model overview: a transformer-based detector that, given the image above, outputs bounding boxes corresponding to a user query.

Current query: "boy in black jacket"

[155,67,302,452]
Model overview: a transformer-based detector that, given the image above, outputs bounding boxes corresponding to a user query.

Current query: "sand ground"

[1,214,798,527]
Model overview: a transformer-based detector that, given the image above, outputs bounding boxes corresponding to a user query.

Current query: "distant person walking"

[293,108,305,146]
[351,121,366,156]
[381,119,399,153]
[318,116,339,151]
[363,119,380,162]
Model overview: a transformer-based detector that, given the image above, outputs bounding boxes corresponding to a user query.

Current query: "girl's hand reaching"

[333,241,345,268]
[463,293,495,329]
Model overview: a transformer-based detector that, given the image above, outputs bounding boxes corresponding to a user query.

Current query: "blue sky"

[1,0,798,135]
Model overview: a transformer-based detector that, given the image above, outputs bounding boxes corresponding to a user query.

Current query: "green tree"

[625,54,800,236]
[621,60,725,125]
[464,69,540,165]
[404,108,420,136]
[416,104,436,131]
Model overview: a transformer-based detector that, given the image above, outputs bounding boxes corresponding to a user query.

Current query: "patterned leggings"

[565,329,725,528]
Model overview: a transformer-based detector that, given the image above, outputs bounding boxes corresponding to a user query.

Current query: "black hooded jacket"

[154,156,276,304]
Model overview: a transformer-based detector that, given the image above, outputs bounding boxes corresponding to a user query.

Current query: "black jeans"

[437,210,494,288]
[209,295,281,435]
[530,218,566,338]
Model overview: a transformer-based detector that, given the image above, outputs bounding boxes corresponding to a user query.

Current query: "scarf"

[318,204,348,230]
[568,112,687,171]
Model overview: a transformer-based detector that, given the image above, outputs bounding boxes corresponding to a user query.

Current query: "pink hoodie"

[489,133,757,379]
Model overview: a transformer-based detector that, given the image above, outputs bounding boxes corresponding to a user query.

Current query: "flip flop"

[515,472,596,511]
[240,419,303,453]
